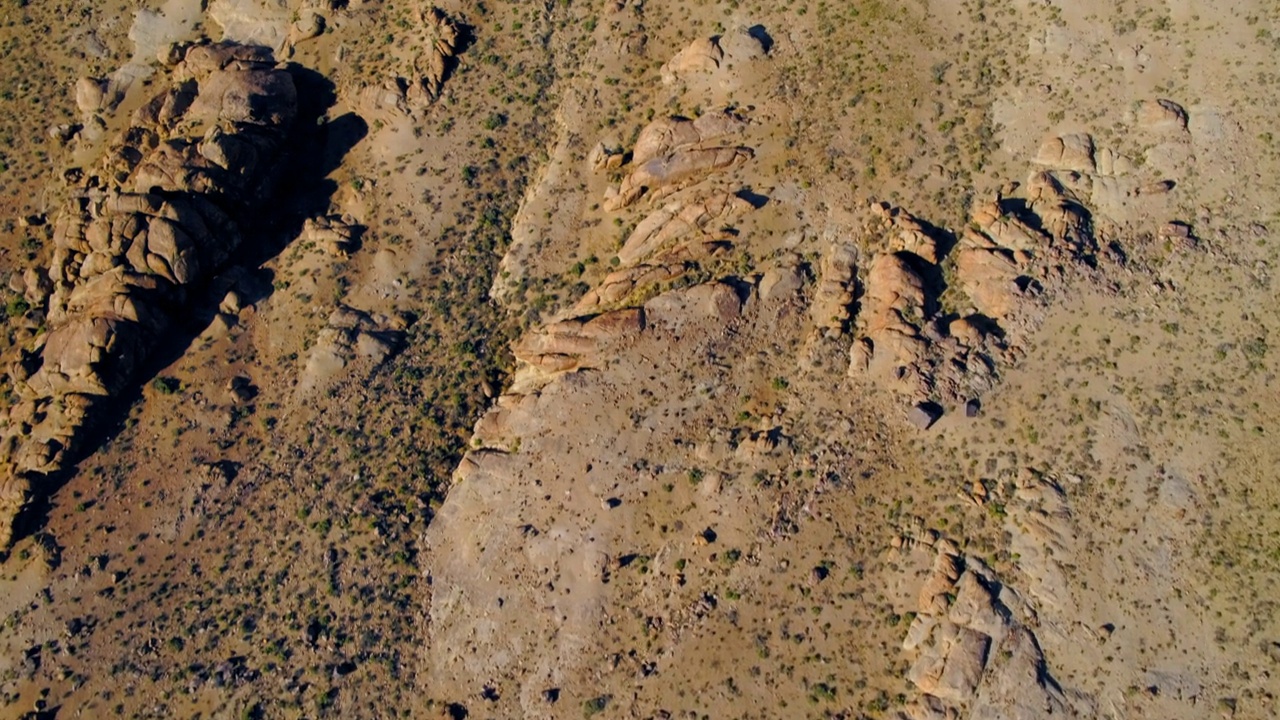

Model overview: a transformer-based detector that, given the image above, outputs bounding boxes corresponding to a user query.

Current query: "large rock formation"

[0,42,299,550]
[841,166,1107,421]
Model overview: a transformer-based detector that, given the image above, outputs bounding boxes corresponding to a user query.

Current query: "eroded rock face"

[631,110,749,165]
[607,146,754,210]
[660,36,724,84]
[836,164,1110,421]
[415,6,462,102]
[298,305,409,395]
[617,192,754,267]
[509,308,646,391]
[1137,99,1188,134]
[0,42,298,550]
[901,544,1073,719]
[424,278,759,714]
[353,6,462,118]
[809,243,858,334]
[1033,133,1096,174]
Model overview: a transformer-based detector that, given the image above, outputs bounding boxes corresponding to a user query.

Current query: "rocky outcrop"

[573,263,689,314]
[298,305,409,394]
[1136,99,1188,134]
[0,42,299,550]
[509,308,646,391]
[1033,133,1095,173]
[660,30,768,85]
[843,172,1108,418]
[660,36,724,84]
[900,543,1074,720]
[415,6,462,102]
[856,252,929,385]
[616,192,754,267]
[631,110,748,165]
[607,146,754,210]
[353,6,461,117]
[302,214,363,256]
[809,243,858,334]
[848,244,1002,409]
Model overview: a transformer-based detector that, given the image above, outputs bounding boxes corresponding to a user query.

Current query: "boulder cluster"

[0,42,299,550]
[838,169,1098,424]
[901,541,1070,720]
[604,110,754,210]
[357,6,462,118]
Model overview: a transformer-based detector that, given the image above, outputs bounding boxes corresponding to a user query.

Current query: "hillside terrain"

[1,1,1279,719]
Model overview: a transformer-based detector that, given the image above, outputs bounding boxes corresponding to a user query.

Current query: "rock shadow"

[747,25,774,53]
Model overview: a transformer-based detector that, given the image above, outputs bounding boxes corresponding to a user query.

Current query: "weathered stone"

[1137,99,1188,133]
[1033,133,1095,173]
[660,37,723,84]
[607,146,754,210]
[0,41,299,549]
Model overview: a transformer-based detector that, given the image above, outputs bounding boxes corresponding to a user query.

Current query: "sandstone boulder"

[1033,133,1095,173]
[660,37,723,84]
[608,146,754,210]
[810,243,857,332]
[632,110,748,165]
[1137,98,1188,133]
[617,192,753,266]
[415,6,461,102]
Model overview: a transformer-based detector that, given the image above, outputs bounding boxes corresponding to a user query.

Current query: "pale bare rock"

[1006,475,1075,612]
[809,243,858,332]
[643,279,744,329]
[288,10,325,45]
[907,622,990,703]
[572,263,688,313]
[607,146,754,210]
[759,260,804,302]
[414,6,461,102]
[1033,133,1096,173]
[660,36,724,84]
[970,628,1071,720]
[75,77,108,114]
[470,392,542,452]
[1137,99,1189,134]
[947,572,1008,640]
[354,78,413,119]
[298,306,409,393]
[617,192,753,267]
[587,141,626,171]
[903,613,938,651]
[902,544,1080,718]
[632,110,749,165]
[1094,147,1137,177]
[918,549,963,615]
